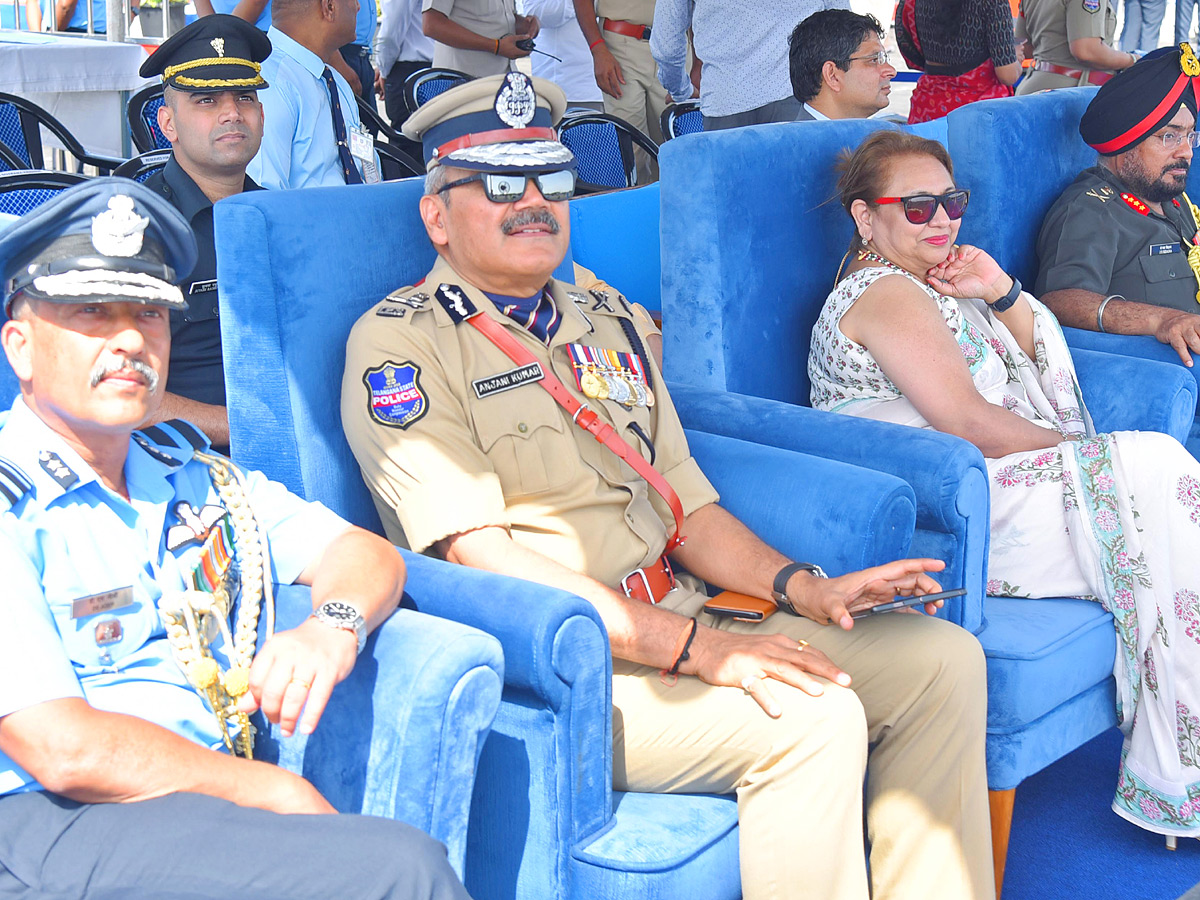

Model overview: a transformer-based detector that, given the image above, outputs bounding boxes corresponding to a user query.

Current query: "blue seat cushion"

[978,596,1117,731]
[572,791,740,900]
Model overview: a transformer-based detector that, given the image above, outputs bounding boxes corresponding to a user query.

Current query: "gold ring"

[290,677,312,689]
[796,640,809,651]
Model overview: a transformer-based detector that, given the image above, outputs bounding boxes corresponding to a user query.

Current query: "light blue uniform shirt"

[353,0,376,47]
[66,0,106,31]
[248,27,369,190]
[208,0,272,29]
[0,401,350,796]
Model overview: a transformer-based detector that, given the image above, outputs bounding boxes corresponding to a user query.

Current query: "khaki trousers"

[1015,69,1094,94]
[611,586,994,900]
[601,30,667,183]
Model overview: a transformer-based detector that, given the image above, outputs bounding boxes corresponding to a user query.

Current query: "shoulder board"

[433,282,478,323]
[380,287,433,318]
[0,455,31,510]
[1120,192,1150,216]
[134,419,212,466]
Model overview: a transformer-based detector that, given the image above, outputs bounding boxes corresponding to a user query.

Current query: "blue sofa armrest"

[685,430,916,575]
[395,551,616,898]
[1065,333,1198,443]
[670,382,989,632]
[258,583,504,877]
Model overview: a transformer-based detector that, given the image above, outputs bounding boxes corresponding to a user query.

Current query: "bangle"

[494,37,501,54]
[661,617,698,685]
[1097,294,1122,333]
[588,36,604,51]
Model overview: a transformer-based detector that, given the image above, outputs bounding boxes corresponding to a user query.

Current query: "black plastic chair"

[375,143,424,181]
[127,83,171,154]
[660,100,703,141]
[0,139,30,173]
[402,67,471,116]
[0,170,89,218]
[0,93,125,174]
[114,149,173,183]
[556,112,658,194]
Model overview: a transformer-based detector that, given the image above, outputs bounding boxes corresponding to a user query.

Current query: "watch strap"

[988,275,1021,313]
[771,562,826,616]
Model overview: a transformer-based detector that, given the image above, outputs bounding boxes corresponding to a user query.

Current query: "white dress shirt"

[518,0,602,103]
[379,0,435,73]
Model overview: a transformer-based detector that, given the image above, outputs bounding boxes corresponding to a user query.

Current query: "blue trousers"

[339,43,375,102]
[1120,0,1167,53]
[0,790,471,900]
[1177,0,1200,43]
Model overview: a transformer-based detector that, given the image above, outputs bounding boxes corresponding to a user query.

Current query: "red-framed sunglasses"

[875,189,970,224]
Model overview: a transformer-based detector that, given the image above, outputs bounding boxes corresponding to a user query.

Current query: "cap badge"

[495,72,536,128]
[210,37,226,57]
[1182,42,1200,76]
[90,195,149,258]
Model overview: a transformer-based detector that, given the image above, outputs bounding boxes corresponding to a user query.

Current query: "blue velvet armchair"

[654,115,1198,892]
[214,180,926,900]
[946,88,1200,456]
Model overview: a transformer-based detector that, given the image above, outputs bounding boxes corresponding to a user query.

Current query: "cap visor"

[23,269,188,311]
[440,140,575,173]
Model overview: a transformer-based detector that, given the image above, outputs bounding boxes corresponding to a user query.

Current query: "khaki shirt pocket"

[473,389,581,497]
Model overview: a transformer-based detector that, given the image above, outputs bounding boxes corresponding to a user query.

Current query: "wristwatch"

[771,562,827,616]
[311,601,367,654]
[988,275,1022,313]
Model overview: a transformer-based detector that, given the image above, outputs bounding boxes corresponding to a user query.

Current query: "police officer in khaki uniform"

[572,0,665,179]
[1015,0,1135,94]
[342,71,993,900]
[1037,45,1200,363]
[422,0,540,77]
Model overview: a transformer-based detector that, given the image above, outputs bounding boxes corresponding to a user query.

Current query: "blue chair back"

[114,150,172,183]
[0,101,32,168]
[558,113,658,192]
[946,87,1098,286]
[661,100,703,140]
[568,183,661,312]
[128,85,171,153]
[405,68,471,114]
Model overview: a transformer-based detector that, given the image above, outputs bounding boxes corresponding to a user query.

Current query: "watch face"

[318,601,359,624]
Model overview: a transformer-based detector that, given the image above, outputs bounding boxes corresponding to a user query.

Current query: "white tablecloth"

[0,31,154,158]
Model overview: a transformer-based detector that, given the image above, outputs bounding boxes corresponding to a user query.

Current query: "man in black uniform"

[139,15,270,449]
[1036,44,1200,365]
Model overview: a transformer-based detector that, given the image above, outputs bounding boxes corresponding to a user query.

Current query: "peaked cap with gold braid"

[1080,43,1200,155]
[139,13,270,92]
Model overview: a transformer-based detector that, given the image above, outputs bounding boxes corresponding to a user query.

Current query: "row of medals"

[578,365,655,408]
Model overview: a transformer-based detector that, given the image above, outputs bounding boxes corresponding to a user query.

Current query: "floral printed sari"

[809,264,1200,836]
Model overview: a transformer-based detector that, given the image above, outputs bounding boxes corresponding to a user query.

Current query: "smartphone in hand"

[849,587,967,619]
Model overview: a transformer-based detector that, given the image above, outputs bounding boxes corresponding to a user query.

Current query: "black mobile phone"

[849,587,967,619]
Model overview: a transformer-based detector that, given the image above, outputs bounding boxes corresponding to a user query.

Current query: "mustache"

[89,355,160,392]
[1165,159,1191,175]
[501,209,560,235]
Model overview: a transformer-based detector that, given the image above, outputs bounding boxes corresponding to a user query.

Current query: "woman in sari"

[808,128,1200,839]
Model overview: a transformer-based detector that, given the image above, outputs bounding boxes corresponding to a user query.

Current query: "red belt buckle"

[620,555,676,604]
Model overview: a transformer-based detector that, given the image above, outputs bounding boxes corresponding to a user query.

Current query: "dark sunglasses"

[438,169,577,203]
[874,189,970,224]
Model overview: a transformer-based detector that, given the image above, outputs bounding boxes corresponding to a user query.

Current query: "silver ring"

[740,674,762,693]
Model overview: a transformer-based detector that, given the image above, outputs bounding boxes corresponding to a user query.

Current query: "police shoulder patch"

[1082,0,1100,13]
[363,360,429,429]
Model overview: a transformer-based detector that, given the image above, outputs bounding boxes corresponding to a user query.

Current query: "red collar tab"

[433,126,558,160]
[1121,192,1150,215]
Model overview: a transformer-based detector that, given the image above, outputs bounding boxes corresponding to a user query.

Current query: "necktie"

[320,66,364,185]
[490,290,561,344]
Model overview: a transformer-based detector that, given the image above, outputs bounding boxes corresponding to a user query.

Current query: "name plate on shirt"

[473,362,545,398]
[71,586,134,619]
[1151,242,1182,255]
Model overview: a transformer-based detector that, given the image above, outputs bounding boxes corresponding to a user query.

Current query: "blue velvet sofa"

[654,114,1198,892]
[948,87,1200,456]
[0,367,504,878]
[213,179,939,900]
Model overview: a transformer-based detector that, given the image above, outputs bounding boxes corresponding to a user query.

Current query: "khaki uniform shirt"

[1035,165,1200,313]
[1015,0,1116,92]
[423,0,516,77]
[341,257,718,590]
[595,0,653,26]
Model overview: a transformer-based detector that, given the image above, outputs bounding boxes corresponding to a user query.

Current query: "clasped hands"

[684,559,946,717]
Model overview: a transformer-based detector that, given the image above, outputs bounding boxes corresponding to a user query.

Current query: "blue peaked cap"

[0,177,197,315]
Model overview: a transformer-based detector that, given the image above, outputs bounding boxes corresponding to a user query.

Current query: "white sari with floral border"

[809,264,1200,837]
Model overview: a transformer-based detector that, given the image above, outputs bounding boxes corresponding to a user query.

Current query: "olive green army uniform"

[1016,0,1119,94]
[341,254,992,900]
[1036,165,1200,311]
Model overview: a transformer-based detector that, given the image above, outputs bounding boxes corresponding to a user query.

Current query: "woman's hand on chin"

[926,244,1011,303]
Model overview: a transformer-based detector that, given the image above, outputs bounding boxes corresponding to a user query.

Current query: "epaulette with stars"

[1121,193,1150,215]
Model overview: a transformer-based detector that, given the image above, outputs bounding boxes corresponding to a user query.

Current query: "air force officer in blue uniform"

[0,178,469,900]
